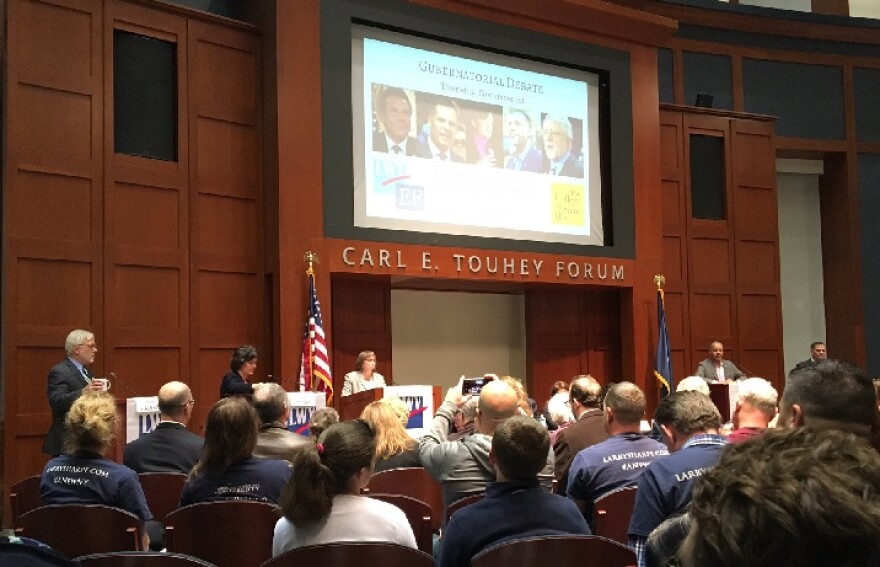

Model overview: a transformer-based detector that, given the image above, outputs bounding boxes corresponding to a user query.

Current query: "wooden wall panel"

[526,288,622,407]
[104,2,189,399]
[660,107,782,385]
[3,0,263,495]
[4,0,104,488]
[188,19,264,403]
[331,277,393,389]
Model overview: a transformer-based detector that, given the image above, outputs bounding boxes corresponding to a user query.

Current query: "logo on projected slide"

[401,396,427,429]
[394,182,425,210]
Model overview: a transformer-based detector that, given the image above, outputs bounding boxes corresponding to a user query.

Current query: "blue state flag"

[654,289,674,397]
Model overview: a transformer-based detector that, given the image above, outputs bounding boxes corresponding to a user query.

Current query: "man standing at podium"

[42,329,105,456]
[695,341,745,383]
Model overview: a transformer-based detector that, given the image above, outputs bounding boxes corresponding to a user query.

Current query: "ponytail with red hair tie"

[316,443,325,455]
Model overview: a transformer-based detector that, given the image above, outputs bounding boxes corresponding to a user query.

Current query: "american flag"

[299,272,334,403]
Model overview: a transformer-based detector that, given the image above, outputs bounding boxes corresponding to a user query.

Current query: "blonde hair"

[677,376,711,396]
[64,391,116,453]
[360,400,415,460]
[383,397,410,426]
[501,376,533,417]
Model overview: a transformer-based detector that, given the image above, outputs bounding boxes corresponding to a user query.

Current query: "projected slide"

[352,28,604,246]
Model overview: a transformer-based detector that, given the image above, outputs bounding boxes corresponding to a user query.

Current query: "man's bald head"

[477,380,519,435]
[158,381,193,422]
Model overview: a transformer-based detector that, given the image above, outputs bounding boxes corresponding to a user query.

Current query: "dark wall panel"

[658,47,674,104]
[854,68,880,144]
[683,51,732,110]
[742,58,844,140]
[858,154,880,376]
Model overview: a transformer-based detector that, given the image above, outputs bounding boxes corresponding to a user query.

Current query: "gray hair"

[677,376,710,396]
[65,329,94,356]
[252,382,289,424]
[543,114,573,140]
[546,391,575,425]
[737,377,778,415]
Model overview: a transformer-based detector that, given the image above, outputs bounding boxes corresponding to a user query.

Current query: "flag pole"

[304,251,319,394]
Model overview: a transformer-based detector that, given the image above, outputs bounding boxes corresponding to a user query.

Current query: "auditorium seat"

[137,472,187,522]
[261,542,433,567]
[16,504,143,557]
[593,486,638,545]
[471,535,637,567]
[367,493,433,554]
[165,501,280,567]
[77,551,217,566]
[9,475,42,526]
[362,467,443,530]
[445,491,485,523]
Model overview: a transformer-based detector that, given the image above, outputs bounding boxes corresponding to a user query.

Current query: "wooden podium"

[339,386,443,426]
[709,382,739,423]
[340,388,386,421]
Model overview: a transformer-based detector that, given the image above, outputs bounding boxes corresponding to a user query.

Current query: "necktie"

[391,145,402,155]
[438,152,447,161]
[81,366,92,383]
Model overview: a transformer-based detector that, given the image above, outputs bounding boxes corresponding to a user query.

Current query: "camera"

[462,377,489,396]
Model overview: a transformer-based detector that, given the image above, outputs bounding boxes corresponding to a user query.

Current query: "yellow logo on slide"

[551,183,585,226]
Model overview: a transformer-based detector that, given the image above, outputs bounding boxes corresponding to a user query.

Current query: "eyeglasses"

[77,343,98,351]
[541,129,567,139]
[181,399,195,407]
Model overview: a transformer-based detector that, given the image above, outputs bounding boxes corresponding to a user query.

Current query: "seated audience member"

[543,380,569,430]
[567,382,667,524]
[501,375,534,417]
[679,427,880,567]
[448,396,478,441]
[420,378,554,516]
[41,392,153,550]
[727,377,777,444]
[360,399,420,472]
[778,360,876,437]
[252,383,310,462]
[272,420,416,555]
[180,397,291,505]
[553,375,609,496]
[546,390,575,445]
[675,376,710,396]
[308,407,339,440]
[123,381,203,473]
[438,416,590,567]
[628,391,727,567]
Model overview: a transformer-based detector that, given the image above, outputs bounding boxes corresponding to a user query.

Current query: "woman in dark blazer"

[220,345,258,398]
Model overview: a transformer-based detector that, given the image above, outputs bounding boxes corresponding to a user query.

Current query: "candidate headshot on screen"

[372,86,418,156]
[415,96,464,162]
[542,114,584,178]
[504,108,544,173]
[462,103,503,168]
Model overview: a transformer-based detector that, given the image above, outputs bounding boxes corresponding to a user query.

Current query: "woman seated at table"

[360,398,420,472]
[272,420,416,555]
[341,350,386,396]
[180,397,291,505]
[40,391,153,550]
[220,345,259,398]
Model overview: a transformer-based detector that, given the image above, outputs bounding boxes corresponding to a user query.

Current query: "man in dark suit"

[791,341,827,373]
[553,375,609,496]
[372,86,418,156]
[541,115,584,178]
[504,109,544,173]
[123,381,203,473]
[43,329,105,456]
[415,97,464,162]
